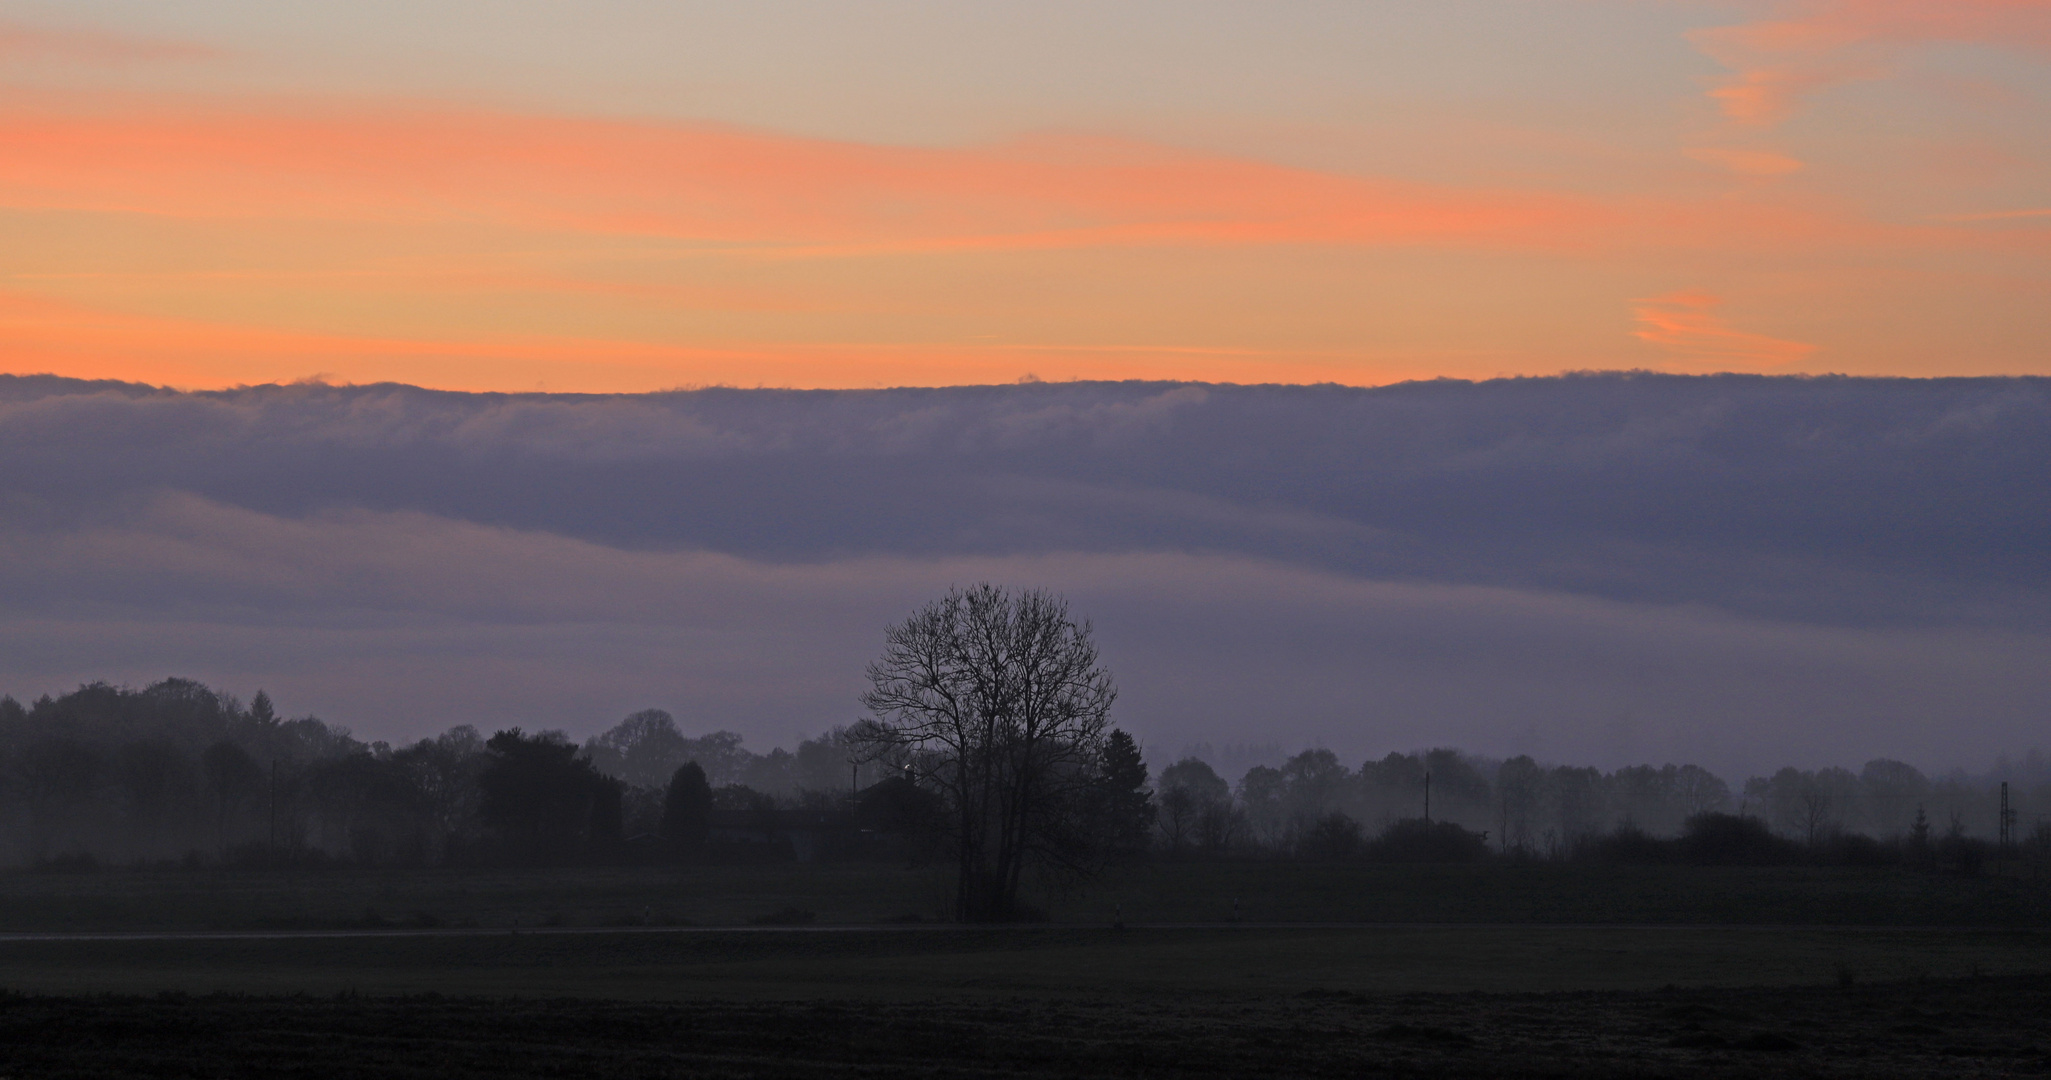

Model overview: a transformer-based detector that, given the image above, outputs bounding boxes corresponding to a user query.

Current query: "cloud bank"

[1,372,2044,776]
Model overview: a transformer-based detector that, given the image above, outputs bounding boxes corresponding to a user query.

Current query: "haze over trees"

[1,674,2044,881]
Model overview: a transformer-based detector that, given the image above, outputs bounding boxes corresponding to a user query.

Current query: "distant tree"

[1278,749,1350,828]
[1748,767,1843,846]
[114,742,197,858]
[1859,759,1929,836]
[1091,729,1154,858]
[1493,755,1545,852]
[201,739,264,849]
[389,726,486,862]
[794,727,868,798]
[1671,764,1731,821]
[584,709,690,789]
[1548,765,1607,844]
[1907,804,1932,863]
[1237,764,1286,845]
[740,748,798,796]
[1156,757,1222,854]
[852,584,1116,921]
[1298,811,1364,860]
[661,762,713,857]
[1421,748,1491,823]
[16,738,104,859]
[478,729,619,863]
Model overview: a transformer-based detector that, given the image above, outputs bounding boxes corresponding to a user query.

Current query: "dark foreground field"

[1,972,2047,1078]
[5,859,2048,932]
[2,864,2046,1076]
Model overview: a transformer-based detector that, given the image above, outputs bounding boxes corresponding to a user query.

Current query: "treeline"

[1,679,2045,871]
[0,680,1127,869]
[1159,748,2050,860]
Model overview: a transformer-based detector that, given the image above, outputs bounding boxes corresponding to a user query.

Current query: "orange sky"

[2,1,2048,390]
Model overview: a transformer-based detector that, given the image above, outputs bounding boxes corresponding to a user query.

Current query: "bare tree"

[852,584,1116,921]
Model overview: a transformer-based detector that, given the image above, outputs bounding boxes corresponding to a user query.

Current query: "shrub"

[1575,825,1674,864]
[1296,812,1364,860]
[1363,818,1489,863]
[1677,813,1800,865]
[1817,831,1894,867]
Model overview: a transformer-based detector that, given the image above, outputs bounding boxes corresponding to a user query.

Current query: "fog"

[2,372,2045,777]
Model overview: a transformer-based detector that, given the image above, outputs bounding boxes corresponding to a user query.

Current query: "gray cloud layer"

[2,373,2044,776]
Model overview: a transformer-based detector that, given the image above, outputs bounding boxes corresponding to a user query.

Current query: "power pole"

[1424,770,1432,824]
[1999,781,2016,854]
[269,759,278,853]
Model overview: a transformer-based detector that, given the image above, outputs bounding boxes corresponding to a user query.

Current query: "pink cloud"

[0,95,1617,256]
[1632,291,1818,370]
[0,19,222,63]
[1690,0,2051,128]
[1683,146,1807,176]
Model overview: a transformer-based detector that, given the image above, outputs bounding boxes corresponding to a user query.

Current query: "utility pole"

[1424,770,1432,824]
[268,759,278,853]
[1999,782,2017,854]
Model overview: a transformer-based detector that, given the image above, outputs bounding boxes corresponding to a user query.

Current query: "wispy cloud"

[0,97,1613,254]
[0,19,222,64]
[1935,207,2051,222]
[1690,0,2051,129]
[1683,146,1807,177]
[1632,290,1817,370]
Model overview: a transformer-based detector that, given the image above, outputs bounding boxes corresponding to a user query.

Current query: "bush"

[1817,831,1894,867]
[1363,818,1489,863]
[1937,832,1988,877]
[1677,813,1800,865]
[1575,825,1674,864]
[1296,812,1364,860]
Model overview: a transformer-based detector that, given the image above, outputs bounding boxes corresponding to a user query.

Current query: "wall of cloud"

[2,372,2045,777]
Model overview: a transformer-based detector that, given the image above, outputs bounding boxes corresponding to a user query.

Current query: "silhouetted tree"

[584,709,690,789]
[1156,757,1229,854]
[478,729,618,864]
[852,584,1117,921]
[1092,729,1154,858]
[201,739,264,850]
[1298,811,1364,859]
[661,761,712,857]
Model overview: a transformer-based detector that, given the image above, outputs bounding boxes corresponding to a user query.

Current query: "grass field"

[4,859,2048,933]
[0,971,2046,1078]
[1,924,2047,1000]
[3,862,2046,1076]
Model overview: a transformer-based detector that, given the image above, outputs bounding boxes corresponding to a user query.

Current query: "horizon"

[8,671,2046,796]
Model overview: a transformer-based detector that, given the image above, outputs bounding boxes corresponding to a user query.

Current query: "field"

[1,862,2047,1076]
[4,858,2048,933]
[0,966,2047,1078]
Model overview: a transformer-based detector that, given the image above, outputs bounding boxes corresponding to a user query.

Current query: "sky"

[1,4,2046,781]
[2,0,2049,391]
